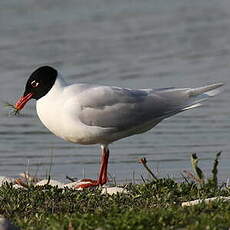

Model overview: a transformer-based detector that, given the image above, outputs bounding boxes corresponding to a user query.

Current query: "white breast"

[36,76,113,145]
[36,77,68,139]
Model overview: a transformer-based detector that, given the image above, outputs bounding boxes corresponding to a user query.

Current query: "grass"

[3,101,20,116]
[0,152,229,230]
[0,178,229,229]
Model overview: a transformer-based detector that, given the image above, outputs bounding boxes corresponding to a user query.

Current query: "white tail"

[188,83,224,97]
[183,83,224,111]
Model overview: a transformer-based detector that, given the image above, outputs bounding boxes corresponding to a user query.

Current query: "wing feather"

[77,86,176,130]
[68,82,223,132]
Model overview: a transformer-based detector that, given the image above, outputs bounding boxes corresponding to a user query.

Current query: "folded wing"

[76,83,223,131]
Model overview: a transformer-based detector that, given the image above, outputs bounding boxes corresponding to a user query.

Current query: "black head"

[23,66,57,100]
[15,66,58,111]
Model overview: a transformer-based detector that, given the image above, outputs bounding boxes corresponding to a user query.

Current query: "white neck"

[53,73,68,90]
[38,73,68,102]
[35,73,68,137]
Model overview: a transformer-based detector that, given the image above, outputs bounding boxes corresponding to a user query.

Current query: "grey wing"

[76,83,223,131]
[76,85,186,131]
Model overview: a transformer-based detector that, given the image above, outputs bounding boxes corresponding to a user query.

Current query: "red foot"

[74,178,109,189]
[75,146,110,189]
[80,178,98,183]
[74,179,100,189]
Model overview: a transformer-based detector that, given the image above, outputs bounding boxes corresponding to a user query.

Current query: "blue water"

[0,0,229,183]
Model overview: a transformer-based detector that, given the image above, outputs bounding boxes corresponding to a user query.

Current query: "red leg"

[102,149,109,184]
[98,147,109,185]
[75,145,110,189]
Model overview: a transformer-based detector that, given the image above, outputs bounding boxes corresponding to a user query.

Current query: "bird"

[15,66,223,188]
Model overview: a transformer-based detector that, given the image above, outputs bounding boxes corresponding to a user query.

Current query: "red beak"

[15,93,33,110]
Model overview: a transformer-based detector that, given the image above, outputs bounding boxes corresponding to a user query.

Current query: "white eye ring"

[31,80,39,88]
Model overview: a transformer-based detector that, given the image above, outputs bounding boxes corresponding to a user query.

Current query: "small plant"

[3,101,20,116]
[209,151,222,186]
[183,151,222,187]
[191,153,205,184]
[138,157,158,181]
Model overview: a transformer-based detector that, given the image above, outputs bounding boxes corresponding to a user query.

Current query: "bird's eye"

[31,80,39,88]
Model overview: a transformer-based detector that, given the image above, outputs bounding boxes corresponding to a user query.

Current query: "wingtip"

[210,82,224,88]
[189,83,224,97]
[206,83,224,96]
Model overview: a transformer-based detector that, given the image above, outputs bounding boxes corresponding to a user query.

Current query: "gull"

[15,66,223,188]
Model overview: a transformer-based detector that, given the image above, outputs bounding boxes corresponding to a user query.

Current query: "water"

[0,0,229,183]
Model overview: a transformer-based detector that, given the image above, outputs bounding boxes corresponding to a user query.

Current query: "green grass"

[0,178,229,230]
[0,152,229,229]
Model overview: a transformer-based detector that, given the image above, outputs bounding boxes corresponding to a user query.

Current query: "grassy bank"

[0,152,229,229]
[0,178,229,230]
